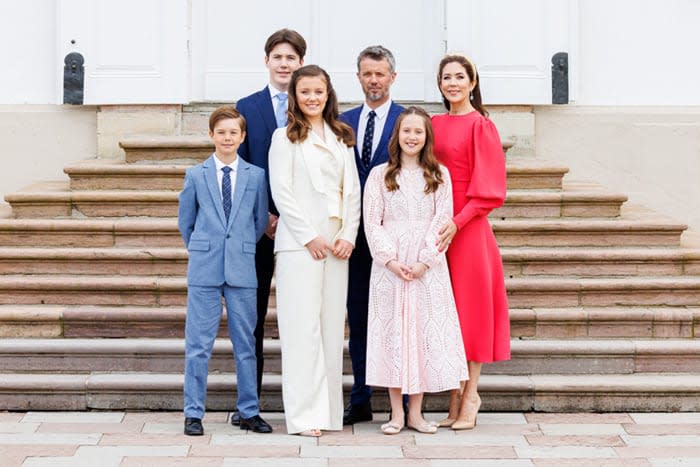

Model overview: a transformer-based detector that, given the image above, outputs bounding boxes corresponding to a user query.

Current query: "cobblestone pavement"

[2,411,700,466]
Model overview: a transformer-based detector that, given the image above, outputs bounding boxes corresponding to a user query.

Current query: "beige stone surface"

[97,105,180,158]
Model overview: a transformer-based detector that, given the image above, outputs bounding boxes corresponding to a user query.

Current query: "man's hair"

[264,29,307,59]
[209,106,246,132]
[356,45,396,73]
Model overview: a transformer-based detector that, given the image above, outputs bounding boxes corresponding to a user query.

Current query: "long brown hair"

[385,106,444,194]
[437,54,488,117]
[286,65,355,146]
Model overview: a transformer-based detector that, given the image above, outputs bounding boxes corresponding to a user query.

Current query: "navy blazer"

[178,155,268,288]
[236,86,279,214]
[340,101,405,191]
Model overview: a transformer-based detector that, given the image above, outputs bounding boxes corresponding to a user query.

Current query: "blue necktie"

[362,110,376,167]
[275,93,288,128]
[222,166,232,222]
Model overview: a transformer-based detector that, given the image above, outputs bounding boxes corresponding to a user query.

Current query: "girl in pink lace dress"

[364,106,468,435]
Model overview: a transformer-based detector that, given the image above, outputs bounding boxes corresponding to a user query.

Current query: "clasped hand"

[305,236,354,260]
[387,260,428,281]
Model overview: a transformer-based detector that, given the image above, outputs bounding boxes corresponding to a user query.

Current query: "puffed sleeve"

[453,117,506,230]
[418,166,454,268]
[363,165,397,266]
[268,129,318,246]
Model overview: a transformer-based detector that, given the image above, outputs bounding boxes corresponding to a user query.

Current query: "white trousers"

[275,219,348,434]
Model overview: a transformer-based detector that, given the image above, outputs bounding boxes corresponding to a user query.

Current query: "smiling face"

[439,61,476,109]
[357,57,396,108]
[294,75,328,122]
[398,114,427,162]
[265,43,303,91]
[209,117,245,162]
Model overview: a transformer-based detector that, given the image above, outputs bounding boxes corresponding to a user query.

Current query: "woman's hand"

[436,220,458,252]
[305,236,331,260]
[410,262,428,280]
[387,260,413,281]
[332,239,354,260]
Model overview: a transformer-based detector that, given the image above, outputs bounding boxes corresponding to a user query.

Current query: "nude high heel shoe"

[452,395,481,431]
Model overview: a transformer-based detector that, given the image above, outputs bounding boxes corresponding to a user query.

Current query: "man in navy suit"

[179,106,271,435]
[340,45,404,425]
[234,29,307,426]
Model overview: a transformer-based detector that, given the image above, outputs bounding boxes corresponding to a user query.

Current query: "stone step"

[1,338,697,376]
[1,372,698,412]
[502,247,700,277]
[0,217,685,248]
[3,275,700,308]
[2,305,698,340]
[65,157,568,191]
[0,247,186,275]
[7,182,620,219]
[119,135,515,164]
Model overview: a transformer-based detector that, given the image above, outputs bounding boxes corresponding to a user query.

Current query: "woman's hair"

[286,65,355,146]
[385,106,444,194]
[437,54,488,117]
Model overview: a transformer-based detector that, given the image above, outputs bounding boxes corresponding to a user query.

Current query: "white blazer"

[269,124,361,253]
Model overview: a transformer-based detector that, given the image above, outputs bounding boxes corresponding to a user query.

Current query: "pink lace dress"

[363,164,468,394]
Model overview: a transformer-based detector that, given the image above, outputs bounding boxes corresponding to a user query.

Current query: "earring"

[469,92,474,101]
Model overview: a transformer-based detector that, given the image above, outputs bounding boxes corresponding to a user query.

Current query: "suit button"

[226,235,231,239]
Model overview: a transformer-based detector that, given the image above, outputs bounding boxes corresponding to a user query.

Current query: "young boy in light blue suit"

[178,106,271,436]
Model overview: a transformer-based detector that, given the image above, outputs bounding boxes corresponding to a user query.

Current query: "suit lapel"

[227,160,250,231]
[372,103,401,168]
[203,155,227,227]
[256,87,278,136]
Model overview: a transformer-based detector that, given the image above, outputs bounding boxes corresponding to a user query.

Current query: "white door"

[191,0,444,103]
[58,0,189,104]
[446,0,573,104]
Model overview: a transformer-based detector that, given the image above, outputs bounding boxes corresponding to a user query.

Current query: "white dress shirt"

[356,99,393,162]
[268,83,288,111]
[213,154,240,202]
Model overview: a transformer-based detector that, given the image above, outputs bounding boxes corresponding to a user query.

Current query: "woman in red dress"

[431,55,510,430]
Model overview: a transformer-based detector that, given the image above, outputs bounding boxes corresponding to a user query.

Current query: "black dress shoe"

[343,402,373,425]
[239,414,273,433]
[230,411,240,426]
[184,417,203,436]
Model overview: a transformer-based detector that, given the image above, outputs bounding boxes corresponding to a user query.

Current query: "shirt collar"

[268,83,288,101]
[361,99,392,121]
[213,154,240,172]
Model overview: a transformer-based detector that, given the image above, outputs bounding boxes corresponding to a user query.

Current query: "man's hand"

[264,213,278,239]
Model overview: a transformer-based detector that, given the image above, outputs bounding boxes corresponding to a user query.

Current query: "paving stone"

[649,459,700,466]
[0,445,77,467]
[475,413,529,425]
[615,446,700,458]
[37,422,143,434]
[524,413,634,424]
[330,460,429,467]
[463,424,541,436]
[622,424,700,435]
[22,456,121,467]
[0,412,23,422]
[318,432,415,445]
[525,434,625,446]
[123,412,194,423]
[539,423,626,435]
[221,459,327,467]
[74,444,190,457]
[211,433,317,446]
[0,422,39,433]
[432,461,534,467]
[189,445,300,457]
[0,432,101,445]
[515,446,617,458]
[301,445,403,458]
[121,458,225,466]
[414,434,529,447]
[99,433,211,445]
[22,411,124,423]
[631,413,700,424]
[403,445,517,459]
[533,460,651,466]
[621,434,700,447]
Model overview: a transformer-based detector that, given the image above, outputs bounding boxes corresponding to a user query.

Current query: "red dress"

[432,112,511,363]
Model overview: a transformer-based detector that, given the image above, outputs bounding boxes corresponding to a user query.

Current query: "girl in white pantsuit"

[269,65,361,437]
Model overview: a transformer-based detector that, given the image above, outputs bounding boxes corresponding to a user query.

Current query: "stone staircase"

[1,135,699,413]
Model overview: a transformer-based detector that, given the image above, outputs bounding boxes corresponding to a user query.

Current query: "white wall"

[0,0,57,104]
[575,0,700,105]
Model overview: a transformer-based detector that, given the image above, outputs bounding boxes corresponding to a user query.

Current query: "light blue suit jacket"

[178,154,268,288]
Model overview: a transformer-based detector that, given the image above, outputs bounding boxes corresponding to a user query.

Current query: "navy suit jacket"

[339,101,405,191]
[178,155,268,288]
[236,86,279,214]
